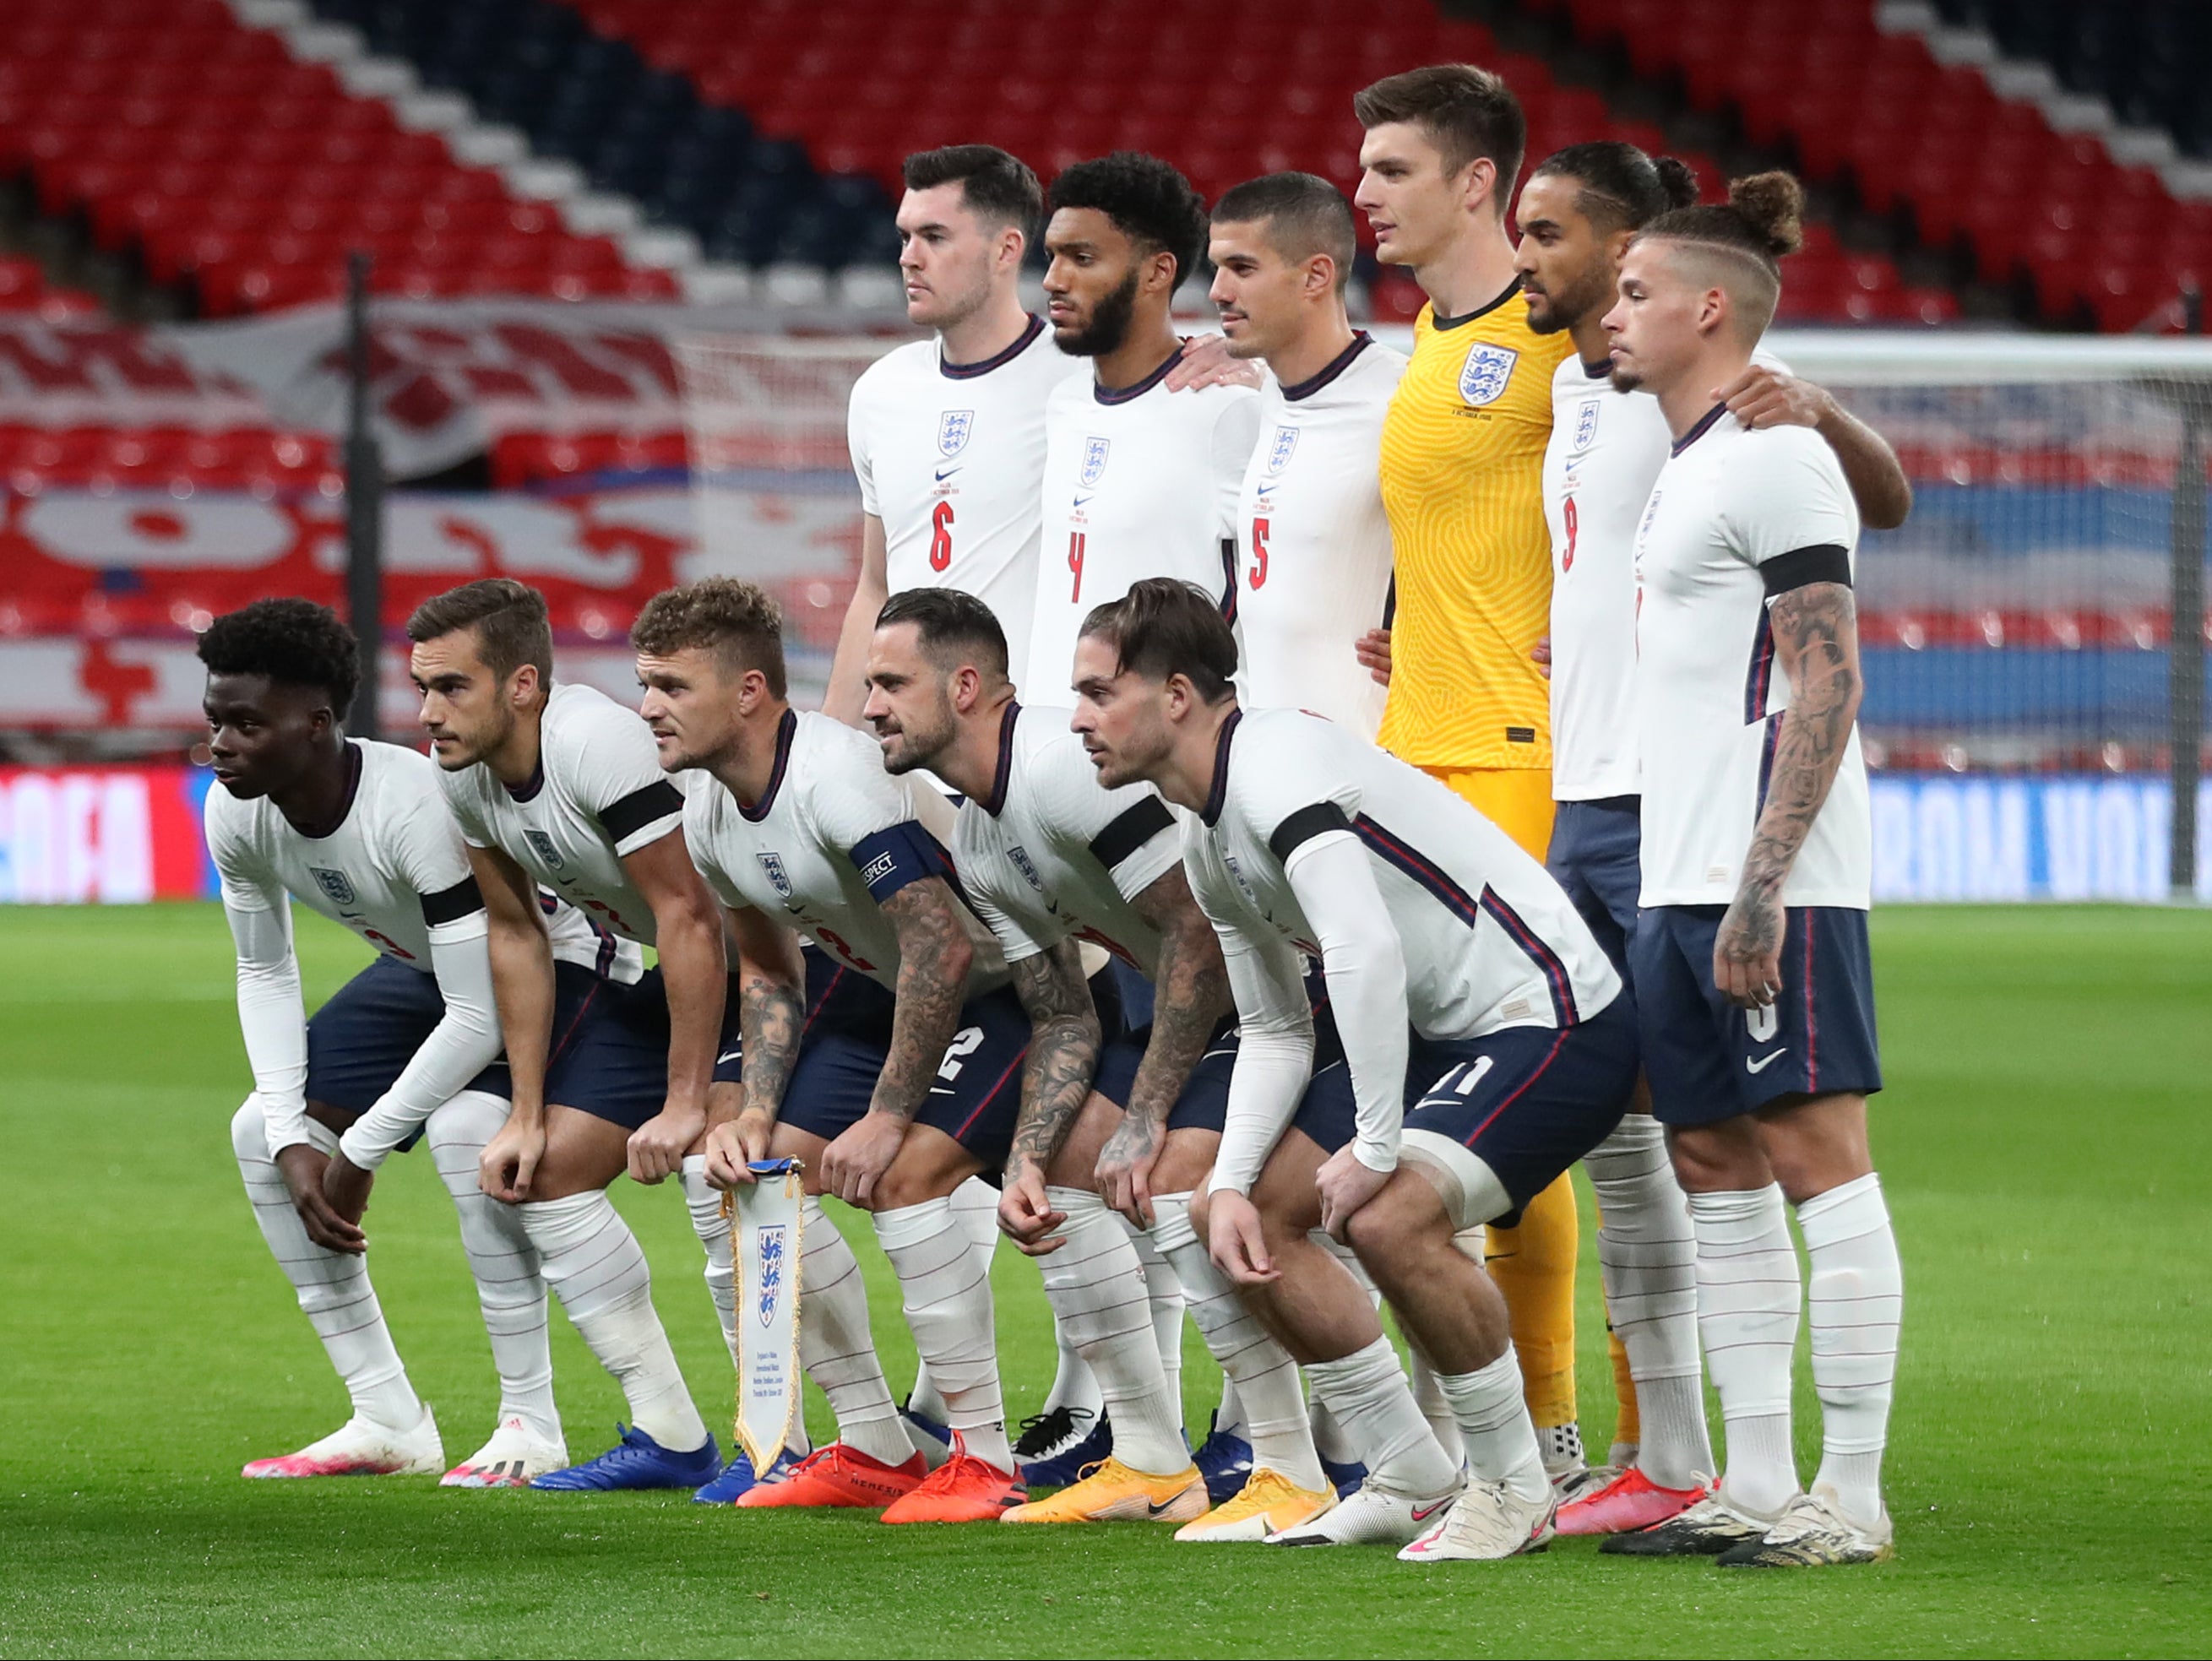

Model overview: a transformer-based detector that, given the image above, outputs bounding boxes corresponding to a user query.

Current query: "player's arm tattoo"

[872,877,975,1121]
[1006,937,1102,1173]
[1725,580,1864,961]
[736,963,802,1121]
[1119,865,1234,1143]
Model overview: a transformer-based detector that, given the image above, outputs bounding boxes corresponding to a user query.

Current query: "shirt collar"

[1200,708,1243,827]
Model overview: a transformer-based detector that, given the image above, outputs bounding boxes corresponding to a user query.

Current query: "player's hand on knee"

[1094,1113,1162,1229]
[1714,890,1785,1010]
[1355,627,1393,687]
[1166,334,1263,392]
[1316,1145,1392,1243]
[480,1118,543,1204]
[998,1162,1067,1256]
[321,1150,375,1227]
[1206,1191,1277,1285]
[627,1102,705,1186]
[703,1113,770,1190]
[821,1110,907,1208]
[274,1143,367,1255]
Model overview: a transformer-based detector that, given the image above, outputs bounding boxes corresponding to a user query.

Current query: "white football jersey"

[1633,409,1869,909]
[951,702,1182,969]
[684,708,1005,996]
[1546,348,1785,801]
[849,318,1083,689]
[438,681,671,974]
[1182,708,1621,1043]
[1027,353,1263,698]
[1235,333,1404,740]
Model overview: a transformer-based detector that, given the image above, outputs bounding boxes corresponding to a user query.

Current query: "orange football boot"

[734,1442,926,1509]
[879,1431,1028,1523]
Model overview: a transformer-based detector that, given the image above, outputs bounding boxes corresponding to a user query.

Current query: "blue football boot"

[692,1443,803,1504]
[1321,1454,1371,1498]
[1191,1411,1255,1506]
[530,1425,721,1491]
[1013,1405,1111,1489]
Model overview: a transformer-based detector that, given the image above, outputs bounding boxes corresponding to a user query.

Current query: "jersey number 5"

[929,499,955,572]
[1068,529,1086,602]
[1248,516,1270,590]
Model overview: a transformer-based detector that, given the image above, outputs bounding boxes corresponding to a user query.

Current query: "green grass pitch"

[1,902,2207,1658]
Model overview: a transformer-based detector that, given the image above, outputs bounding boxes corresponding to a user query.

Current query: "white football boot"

[1397,1477,1556,1561]
[1265,1475,1462,1546]
[242,1404,443,1479]
[441,1414,570,1488]
[1717,1485,1896,1567]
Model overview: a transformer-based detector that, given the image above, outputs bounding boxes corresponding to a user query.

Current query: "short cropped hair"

[903,144,1044,240]
[1354,63,1526,194]
[197,597,360,719]
[405,578,553,687]
[1638,171,1806,334]
[1212,171,1357,294]
[631,578,788,700]
[1530,141,1699,234]
[875,586,1010,680]
[1047,152,1209,292]
[1079,578,1238,705]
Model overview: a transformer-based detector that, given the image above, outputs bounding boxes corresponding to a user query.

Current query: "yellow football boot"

[1000,1457,1207,1524]
[1173,1468,1336,1543]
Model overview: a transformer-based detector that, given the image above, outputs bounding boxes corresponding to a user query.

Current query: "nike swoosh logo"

[1146,1496,1188,1517]
[716,1050,742,1065]
[1411,1498,1452,1523]
[1073,495,1093,508]
[1747,1048,1788,1073]
[935,466,959,481]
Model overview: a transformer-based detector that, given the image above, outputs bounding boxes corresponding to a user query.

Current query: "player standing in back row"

[1601,173,1903,1568]
[1348,62,1603,1494]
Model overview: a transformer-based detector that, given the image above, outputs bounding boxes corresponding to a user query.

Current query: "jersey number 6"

[929,499,955,572]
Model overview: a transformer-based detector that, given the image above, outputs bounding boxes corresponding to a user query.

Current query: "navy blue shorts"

[306,956,507,1148]
[1631,904,1883,1126]
[1546,795,1642,976]
[1289,996,1639,1219]
[1089,961,1242,1134]
[546,963,746,1132]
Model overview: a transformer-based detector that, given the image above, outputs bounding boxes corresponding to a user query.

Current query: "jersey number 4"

[1068,529,1086,601]
[929,499,955,572]
[1247,517,1270,590]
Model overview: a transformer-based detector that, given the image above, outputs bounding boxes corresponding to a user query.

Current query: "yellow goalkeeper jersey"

[1377,282,1574,771]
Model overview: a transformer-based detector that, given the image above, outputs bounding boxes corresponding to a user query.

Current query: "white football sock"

[1585,1115,1711,1490]
[791,1197,912,1468]
[678,1159,742,1368]
[1689,1183,1801,1517]
[425,1092,557,1437]
[908,1176,1005,1425]
[232,1101,422,1433]
[1305,1336,1461,1501]
[1405,1347,1462,1470]
[874,1197,1012,1472]
[1151,1193,1322,1491]
[1309,1395,1359,1467]
[520,1190,708,1454]
[1797,1172,1902,1530]
[1432,1346,1550,1503]
[1123,1216,1187,1429]
[1038,1186,1186,1476]
[1213,1376,1247,1441]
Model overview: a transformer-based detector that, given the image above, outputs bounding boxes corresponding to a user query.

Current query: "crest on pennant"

[757,851,793,900]
[1573,398,1601,453]
[524,828,564,871]
[309,867,356,907]
[1264,425,1299,475]
[1458,342,1519,407]
[1079,436,1111,486]
[938,409,973,458]
[755,1224,786,1327]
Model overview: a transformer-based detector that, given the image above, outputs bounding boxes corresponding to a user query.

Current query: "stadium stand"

[0,254,99,320]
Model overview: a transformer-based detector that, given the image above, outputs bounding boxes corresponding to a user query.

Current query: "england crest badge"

[1572,397,1601,453]
[1079,436,1111,486]
[1459,342,1519,407]
[755,1224,785,1327]
[309,867,356,907]
[524,828,564,871]
[1008,844,1044,891]
[756,851,793,900]
[938,409,973,458]
[1264,425,1299,475]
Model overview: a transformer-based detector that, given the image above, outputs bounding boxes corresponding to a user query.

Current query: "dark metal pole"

[344,250,385,741]
[2171,395,2205,899]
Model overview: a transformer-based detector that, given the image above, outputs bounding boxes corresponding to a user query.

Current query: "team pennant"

[724,1159,806,1473]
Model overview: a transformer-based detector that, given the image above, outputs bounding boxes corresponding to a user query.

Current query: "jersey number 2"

[929,499,955,572]
[1248,517,1270,590]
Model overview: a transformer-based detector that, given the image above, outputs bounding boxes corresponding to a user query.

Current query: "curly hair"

[631,578,788,699]
[1047,152,1209,292]
[196,598,360,718]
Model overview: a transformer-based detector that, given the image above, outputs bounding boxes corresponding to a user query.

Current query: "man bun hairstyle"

[1354,63,1526,198]
[1636,171,1806,334]
[1530,141,1700,232]
[1046,152,1209,292]
[875,586,1010,681]
[1212,171,1357,294]
[632,578,789,700]
[405,578,554,689]
[197,597,360,719]
[903,144,1044,242]
[1079,578,1238,705]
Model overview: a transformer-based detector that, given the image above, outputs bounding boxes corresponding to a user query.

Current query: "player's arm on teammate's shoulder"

[823,513,891,727]
[1716,562,1864,1010]
[1165,332,1265,393]
[620,828,727,1184]
[1095,864,1232,1227]
[468,840,557,1203]
[704,903,804,1190]
[819,873,973,1206]
[1715,365,1913,530]
[998,936,1103,1255]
